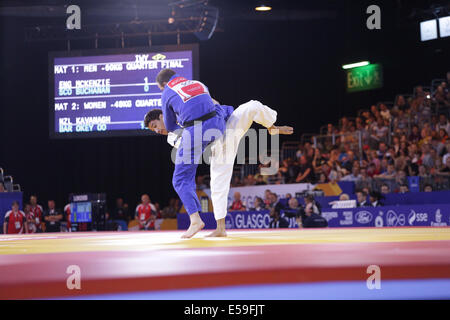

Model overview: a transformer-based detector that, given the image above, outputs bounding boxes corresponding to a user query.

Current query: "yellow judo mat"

[1,227,449,255]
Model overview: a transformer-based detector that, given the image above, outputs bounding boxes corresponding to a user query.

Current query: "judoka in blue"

[160,72,233,217]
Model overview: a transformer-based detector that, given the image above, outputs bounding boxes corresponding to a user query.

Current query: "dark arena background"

[0,0,450,302]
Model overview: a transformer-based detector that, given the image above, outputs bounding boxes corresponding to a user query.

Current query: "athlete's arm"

[161,92,181,132]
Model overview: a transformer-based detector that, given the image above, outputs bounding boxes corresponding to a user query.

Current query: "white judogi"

[167,100,277,220]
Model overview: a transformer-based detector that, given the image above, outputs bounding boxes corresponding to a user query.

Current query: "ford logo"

[355,211,373,224]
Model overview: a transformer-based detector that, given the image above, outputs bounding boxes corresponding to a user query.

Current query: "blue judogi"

[161,74,233,215]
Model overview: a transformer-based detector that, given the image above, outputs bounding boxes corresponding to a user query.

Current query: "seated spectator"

[317,173,329,184]
[295,155,314,183]
[437,114,450,134]
[274,197,302,225]
[379,103,391,121]
[3,201,27,234]
[409,125,421,142]
[43,200,63,233]
[356,167,373,190]
[394,95,409,111]
[250,197,265,211]
[266,192,279,209]
[341,166,361,182]
[438,128,449,144]
[418,165,430,178]
[435,85,450,107]
[375,164,396,179]
[367,161,380,178]
[377,142,388,159]
[0,182,5,193]
[162,198,179,219]
[112,197,129,222]
[394,170,408,188]
[380,183,390,194]
[369,191,384,207]
[255,175,267,185]
[340,149,355,172]
[263,189,272,207]
[312,148,327,174]
[371,117,389,144]
[438,157,450,175]
[295,143,303,160]
[328,161,342,182]
[329,193,351,207]
[424,184,433,192]
[356,190,369,207]
[231,175,244,187]
[196,175,208,190]
[229,192,246,211]
[245,174,256,186]
[339,193,350,201]
[399,184,409,194]
[269,206,289,228]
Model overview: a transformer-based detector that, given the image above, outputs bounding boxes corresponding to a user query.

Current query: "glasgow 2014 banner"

[177,204,450,230]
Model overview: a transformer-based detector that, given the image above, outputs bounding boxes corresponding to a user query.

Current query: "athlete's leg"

[207,100,279,237]
[172,129,204,238]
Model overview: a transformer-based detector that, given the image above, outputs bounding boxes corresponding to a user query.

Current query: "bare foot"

[268,125,294,135]
[205,229,227,237]
[181,222,205,239]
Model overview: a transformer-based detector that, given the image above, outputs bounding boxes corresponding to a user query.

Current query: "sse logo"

[355,211,373,224]
[408,210,428,225]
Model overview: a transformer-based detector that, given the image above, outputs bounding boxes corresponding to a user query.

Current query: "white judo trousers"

[209,100,277,220]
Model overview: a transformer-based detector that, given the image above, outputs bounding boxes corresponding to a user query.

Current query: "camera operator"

[304,194,322,214]
[297,195,327,228]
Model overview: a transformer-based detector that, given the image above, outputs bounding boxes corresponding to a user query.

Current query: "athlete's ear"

[159,113,164,121]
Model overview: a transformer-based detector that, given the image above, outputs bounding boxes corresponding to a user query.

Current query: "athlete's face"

[148,114,167,134]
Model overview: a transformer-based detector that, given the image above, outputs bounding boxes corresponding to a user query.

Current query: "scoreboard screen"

[49,44,198,138]
[70,202,92,223]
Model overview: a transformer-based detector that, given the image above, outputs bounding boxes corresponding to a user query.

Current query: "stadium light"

[255,4,272,12]
[342,61,370,70]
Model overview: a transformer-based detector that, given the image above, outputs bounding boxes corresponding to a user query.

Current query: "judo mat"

[0,227,450,299]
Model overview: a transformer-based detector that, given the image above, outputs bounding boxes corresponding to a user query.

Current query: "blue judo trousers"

[161,74,234,215]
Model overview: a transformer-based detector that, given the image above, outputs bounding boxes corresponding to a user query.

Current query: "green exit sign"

[346,63,383,93]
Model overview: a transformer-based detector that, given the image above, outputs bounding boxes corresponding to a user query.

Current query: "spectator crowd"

[229,74,450,197]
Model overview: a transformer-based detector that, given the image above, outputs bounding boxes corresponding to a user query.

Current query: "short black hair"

[144,109,163,128]
[356,189,367,196]
[156,68,176,86]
